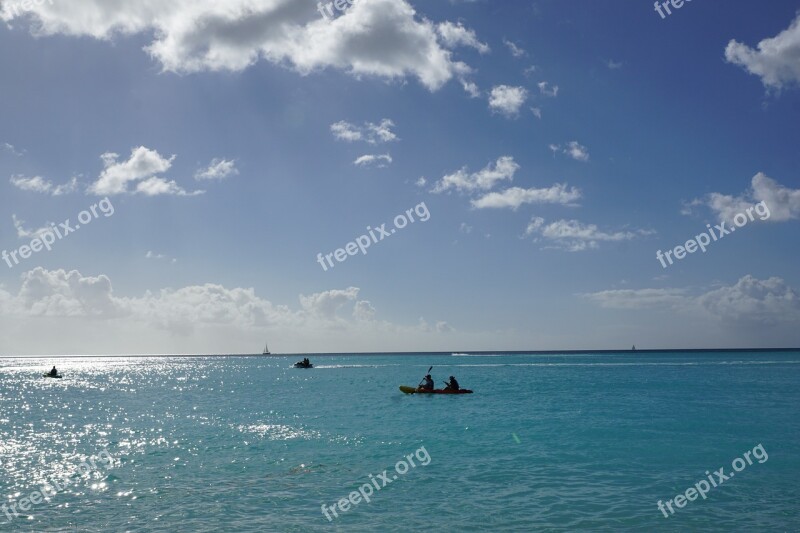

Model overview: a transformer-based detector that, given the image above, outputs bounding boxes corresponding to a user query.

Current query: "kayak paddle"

[417,366,433,388]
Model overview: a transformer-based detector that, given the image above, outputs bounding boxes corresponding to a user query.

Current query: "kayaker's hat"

[426,374,431,378]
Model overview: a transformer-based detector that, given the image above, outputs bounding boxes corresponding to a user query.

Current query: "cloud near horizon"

[582,275,800,327]
[0,268,454,342]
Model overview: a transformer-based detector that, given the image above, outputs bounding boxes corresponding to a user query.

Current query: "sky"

[0,0,799,355]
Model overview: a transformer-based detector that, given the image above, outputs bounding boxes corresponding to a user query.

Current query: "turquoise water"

[1,352,798,531]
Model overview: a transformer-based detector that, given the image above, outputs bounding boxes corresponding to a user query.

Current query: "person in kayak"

[49,366,58,377]
[420,374,434,391]
[444,376,460,391]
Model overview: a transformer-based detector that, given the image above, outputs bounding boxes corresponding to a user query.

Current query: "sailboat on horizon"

[263,342,270,355]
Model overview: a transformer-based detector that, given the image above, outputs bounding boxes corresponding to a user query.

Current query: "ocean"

[0,351,798,532]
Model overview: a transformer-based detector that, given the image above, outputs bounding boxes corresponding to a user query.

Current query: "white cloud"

[89,147,170,195]
[460,79,481,98]
[695,172,800,224]
[697,276,800,325]
[415,176,427,187]
[582,288,689,310]
[437,21,489,54]
[416,317,452,333]
[530,107,542,119]
[0,269,461,353]
[135,177,201,197]
[488,85,528,117]
[330,121,363,142]
[459,222,473,234]
[353,300,376,321]
[471,184,581,210]
[1,0,468,92]
[537,81,559,97]
[12,214,53,240]
[353,154,392,168]
[2,142,24,156]
[299,287,360,320]
[725,12,800,91]
[606,59,623,70]
[330,119,398,144]
[87,146,201,196]
[525,217,650,251]
[503,39,526,58]
[583,276,800,327]
[195,158,238,180]
[10,175,78,195]
[550,141,590,162]
[432,156,519,194]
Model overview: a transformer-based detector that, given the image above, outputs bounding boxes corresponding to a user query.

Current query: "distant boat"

[632,345,636,351]
[263,342,270,355]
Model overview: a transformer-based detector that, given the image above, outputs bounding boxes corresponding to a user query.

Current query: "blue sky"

[1,0,799,355]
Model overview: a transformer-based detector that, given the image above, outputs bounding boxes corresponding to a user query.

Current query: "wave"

[450,353,508,357]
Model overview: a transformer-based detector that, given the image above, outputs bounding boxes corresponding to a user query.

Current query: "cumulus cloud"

[725,12,800,91]
[331,119,398,144]
[697,275,800,325]
[471,184,581,210]
[432,157,582,212]
[0,0,469,91]
[353,300,376,321]
[0,269,458,340]
[437,21,489,53]
[525,217,651,251]
[195,158,238,180]
[432,156,519,194]
[583,276,800,327]
[488,85,528,116]
[10,175,78,195]
[13,268,124,318]
[299,287,360,320]
[353,154,392,168]
[692,172,800,224]
[88,146,201,196]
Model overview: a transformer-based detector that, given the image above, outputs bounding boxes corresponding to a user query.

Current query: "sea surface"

[0,351,798,532]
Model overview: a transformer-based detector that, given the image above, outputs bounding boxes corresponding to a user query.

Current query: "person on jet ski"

[420,374,434,391]
[444,376,460,391]
[49,366,58,377]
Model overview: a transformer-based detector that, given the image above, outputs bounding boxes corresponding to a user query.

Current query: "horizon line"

[1,347,799,358]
